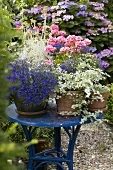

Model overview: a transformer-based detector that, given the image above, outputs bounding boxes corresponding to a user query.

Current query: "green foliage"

[1,0,19,14]
[0,126,26,170]
[104,84,113,125]
[15,0,58,9]
[35,0,58,6]
[0,2,26,170]
[34,127,54,146]
[1,121,25,144]
[0,3,16,116]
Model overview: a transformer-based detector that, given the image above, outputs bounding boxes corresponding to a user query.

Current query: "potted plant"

[53,61,110,117]
[45,24,110,118]
[88,84,110,112]
[7,59,58,117]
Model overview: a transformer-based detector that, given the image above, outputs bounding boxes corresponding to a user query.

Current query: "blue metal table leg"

[67,125,81,170]
[54,127,63,170]
[22,125,36,170]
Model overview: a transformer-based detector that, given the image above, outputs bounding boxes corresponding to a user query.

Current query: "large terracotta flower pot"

[56,91,84,116]
[88,92,109,112]
[13,95,47,117]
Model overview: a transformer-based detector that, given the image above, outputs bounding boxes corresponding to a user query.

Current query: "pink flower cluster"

[45,24,92,54]
[50,24,66,36]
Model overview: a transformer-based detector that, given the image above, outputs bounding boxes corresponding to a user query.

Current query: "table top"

[6,104,103,127]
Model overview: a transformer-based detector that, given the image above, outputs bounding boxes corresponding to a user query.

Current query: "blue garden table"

[6,103,103,170]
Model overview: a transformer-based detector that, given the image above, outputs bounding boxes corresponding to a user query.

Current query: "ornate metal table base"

[6,104,103,170]
[22,125,81,170]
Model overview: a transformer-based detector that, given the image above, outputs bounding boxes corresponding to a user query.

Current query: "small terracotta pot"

[88,92,109,112]
[56,91,84,116]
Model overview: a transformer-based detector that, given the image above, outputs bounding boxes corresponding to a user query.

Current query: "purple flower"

[100,60,110,70]
[23,11,28,15]
[84,21,94,27]
[58,1,77,6]
[89,47,97,53]
[60,59,76,73]
[79,5,87,11]
[7,59,58,105]
[101,49,111,57]
[76,11,88,17]
[63,15,74,21]
[88,12,103,20]
[101,18,112,26]
[28,7,42,14]
[66,2,77,6]
[86,29,98,36]
[94,7,104,11]
[56,10,66,16]
[47,13,52,20]
[89,2,104,7]
[98,27,108,33]
[60,5,70,9]
[14,21,22,27]
[97,48,113,59]
[109,47,113,55]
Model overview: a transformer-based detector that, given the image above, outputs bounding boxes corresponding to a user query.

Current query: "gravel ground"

[47,121,113,170]
[21,121,113,170]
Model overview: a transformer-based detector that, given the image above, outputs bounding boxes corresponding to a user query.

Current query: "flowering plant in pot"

[45,24,110,118]
[53,56,110,117]
[7,59,58,117]
[45,24,93,64]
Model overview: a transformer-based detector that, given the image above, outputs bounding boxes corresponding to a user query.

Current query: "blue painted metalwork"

[6,104,103,170]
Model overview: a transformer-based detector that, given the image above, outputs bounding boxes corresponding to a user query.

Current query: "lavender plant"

[7,59,58,106]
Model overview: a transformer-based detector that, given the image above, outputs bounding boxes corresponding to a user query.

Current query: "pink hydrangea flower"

[84,38,92,45]
[66,35,77,42]
[75,36,83,41]
[51,29,59,35]
[64,42,71,47]
[47,37,58,46]
[58,31,66,36]
[45,45,56,53]
[50,24,59,31]
[60,47,70,53]
[57,36,66,44]
[76,41,86,47]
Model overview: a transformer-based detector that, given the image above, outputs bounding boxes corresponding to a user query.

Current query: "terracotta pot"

[88,92,109,112]
[34,139,51,170]
[34,139,49,153]
[13,95,47,117]
[56,91,84,116]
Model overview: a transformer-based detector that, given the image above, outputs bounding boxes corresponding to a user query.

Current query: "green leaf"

[99,43,104,47]
[105,66,113,73]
